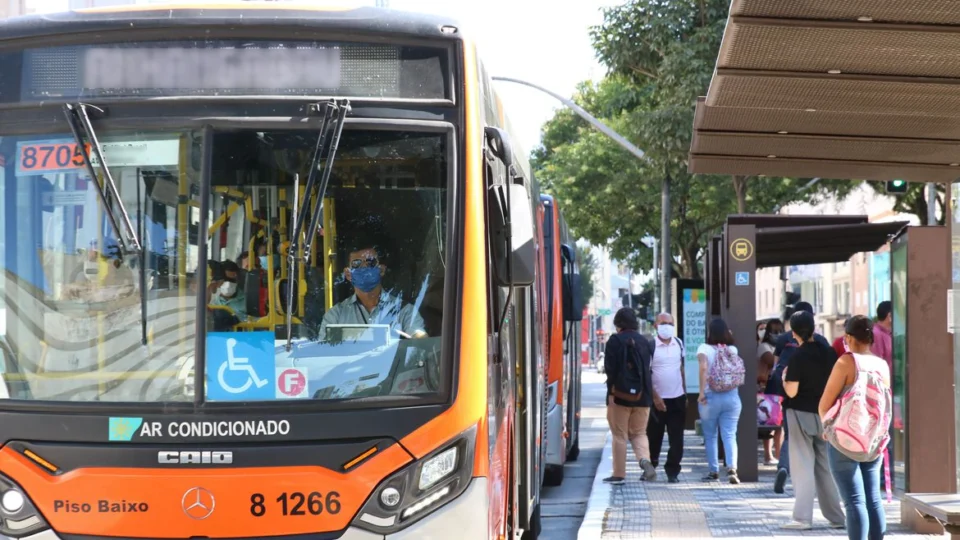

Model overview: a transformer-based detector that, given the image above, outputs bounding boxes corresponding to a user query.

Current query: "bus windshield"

[0,127,449,404]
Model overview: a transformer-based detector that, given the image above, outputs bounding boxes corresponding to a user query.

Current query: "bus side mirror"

[506,183,535,286]
[487,182,536,287]
[561,244,583,321]
[484,126,514,173]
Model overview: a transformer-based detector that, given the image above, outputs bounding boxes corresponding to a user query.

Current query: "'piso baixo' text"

[54,499,149,513]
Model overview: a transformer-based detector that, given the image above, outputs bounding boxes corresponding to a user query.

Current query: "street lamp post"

[492,76,672,314]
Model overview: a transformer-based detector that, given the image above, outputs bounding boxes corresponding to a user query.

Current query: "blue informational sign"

[206,331,275,401]
[735,272,750,286]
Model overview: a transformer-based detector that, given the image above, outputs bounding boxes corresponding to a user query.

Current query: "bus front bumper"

[20,478,490,540]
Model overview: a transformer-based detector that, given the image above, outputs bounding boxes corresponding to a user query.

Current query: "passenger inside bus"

[208,260,248,321]
[318,240,428,341]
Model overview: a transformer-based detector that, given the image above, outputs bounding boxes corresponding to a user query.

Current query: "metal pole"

[492,76,666,312]
[661,174,671,314]
[927,182,938,225]
[651,238,659,315]
[491,76,646,163]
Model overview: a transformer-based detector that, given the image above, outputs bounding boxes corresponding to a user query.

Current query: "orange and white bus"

[0,4,582,540]
[539,195,583,486]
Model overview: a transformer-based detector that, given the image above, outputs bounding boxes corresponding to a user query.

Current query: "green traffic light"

[886,179,908,194]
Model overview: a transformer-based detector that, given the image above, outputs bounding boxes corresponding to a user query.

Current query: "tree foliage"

[533,0,857,279]
[575,243,597,304]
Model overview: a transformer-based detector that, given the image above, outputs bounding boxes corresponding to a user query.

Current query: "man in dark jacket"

[603,308,658,484]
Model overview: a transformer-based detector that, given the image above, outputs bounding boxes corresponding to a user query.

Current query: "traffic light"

[885,179,908,194]
[620,290,654,321]
[783,291,802,321]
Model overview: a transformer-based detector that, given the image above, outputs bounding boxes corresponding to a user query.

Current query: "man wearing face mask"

[646,312,686,483]
[209,261,248,321]
[318,242,427,340]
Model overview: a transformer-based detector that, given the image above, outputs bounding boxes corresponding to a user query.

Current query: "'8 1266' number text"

[249,492,341,517]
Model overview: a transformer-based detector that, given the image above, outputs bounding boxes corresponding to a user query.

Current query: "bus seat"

[244,270,265,317]
[276,277,300,315]
[296,267,325,339]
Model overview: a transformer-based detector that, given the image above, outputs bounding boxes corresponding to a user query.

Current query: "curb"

[576,430,612,540]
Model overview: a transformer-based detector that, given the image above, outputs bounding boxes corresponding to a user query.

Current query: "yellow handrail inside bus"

[322,197,336,310]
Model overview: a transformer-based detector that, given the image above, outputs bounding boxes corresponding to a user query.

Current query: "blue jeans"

[828,445,886,540]
[778,411,790,473]
[699,389,742,472]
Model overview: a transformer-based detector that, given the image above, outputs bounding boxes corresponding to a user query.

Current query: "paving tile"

[595,433,946,539]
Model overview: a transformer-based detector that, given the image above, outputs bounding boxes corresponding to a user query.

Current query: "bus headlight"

[0,474,48,539]
[352,423,477,534]
[418,446,458,491]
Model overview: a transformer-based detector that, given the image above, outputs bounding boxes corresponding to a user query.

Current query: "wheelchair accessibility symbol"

[206,332,274,401]
[218,338,269,394]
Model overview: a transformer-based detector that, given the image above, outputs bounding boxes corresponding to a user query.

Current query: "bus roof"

[0,4,463,42]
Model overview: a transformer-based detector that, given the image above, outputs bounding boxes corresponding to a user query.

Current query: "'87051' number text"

[249,492,341,517]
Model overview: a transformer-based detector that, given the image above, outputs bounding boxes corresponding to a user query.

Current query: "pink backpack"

[707,344,745,393]
[823,352,892,463]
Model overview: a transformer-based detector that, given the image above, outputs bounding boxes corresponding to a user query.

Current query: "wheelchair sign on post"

[206,332,275,401]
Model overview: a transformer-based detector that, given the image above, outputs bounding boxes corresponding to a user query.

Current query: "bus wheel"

[521,504,541,540]
[543,464,564,486]
[567,437,580,461]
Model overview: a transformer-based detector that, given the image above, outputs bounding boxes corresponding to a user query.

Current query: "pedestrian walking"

[821,315,892,540]
[602,308,658,484]
[767,302,831,494]
[697,317,744,484]
[647,312,687,483]
[780,310,845,530]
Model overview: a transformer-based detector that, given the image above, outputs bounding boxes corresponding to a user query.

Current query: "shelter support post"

[895,226,957,534]
[724,223,758,482]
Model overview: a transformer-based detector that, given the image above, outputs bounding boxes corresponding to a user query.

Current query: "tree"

[864,181,945,225]
[533,0,856,278]
[575,244,597,305]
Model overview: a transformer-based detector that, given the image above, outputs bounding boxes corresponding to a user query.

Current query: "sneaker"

[667,476,680,484]
[727,468,740,484]
[828,521,846,529]
[640,459,657,481]
[702,471,720,481]
[774,468,788,494]
[602,476,625,485]
[780,521,812,530]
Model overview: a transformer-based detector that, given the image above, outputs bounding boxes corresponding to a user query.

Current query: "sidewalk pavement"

[577,431,947,539]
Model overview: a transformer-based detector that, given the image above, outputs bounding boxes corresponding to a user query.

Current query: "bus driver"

[318,241,428,341]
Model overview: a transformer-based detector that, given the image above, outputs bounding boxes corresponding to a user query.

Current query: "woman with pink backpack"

[820,315,893,540]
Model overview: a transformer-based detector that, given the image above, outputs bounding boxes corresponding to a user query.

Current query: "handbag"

[757,393,783,427]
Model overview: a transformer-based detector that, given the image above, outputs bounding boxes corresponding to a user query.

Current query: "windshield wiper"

[286,99,351,350]
[63,104,143,255]
[64,103,148,345]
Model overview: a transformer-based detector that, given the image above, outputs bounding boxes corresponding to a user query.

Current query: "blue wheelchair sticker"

[206,332,275,401]
[735,272,750,286]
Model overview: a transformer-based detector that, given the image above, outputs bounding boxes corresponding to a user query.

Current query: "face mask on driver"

[219,281,238,297]
[350,266,382,293]
[657,323,675,340]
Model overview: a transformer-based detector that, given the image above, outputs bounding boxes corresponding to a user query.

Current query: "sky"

[387,0,621,152]
[23,0,620,153]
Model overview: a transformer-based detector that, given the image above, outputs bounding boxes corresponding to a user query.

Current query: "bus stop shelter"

[688,0,960,530]
[704,215,907,483]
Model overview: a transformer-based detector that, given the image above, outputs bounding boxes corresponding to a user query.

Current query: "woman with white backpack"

[820,315,893,540]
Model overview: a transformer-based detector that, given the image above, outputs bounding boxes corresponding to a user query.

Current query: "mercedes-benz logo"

[182,487,215,520]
